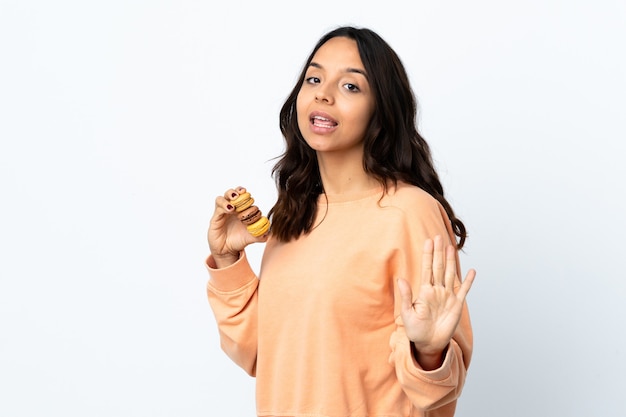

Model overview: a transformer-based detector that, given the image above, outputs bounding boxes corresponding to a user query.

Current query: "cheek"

[295,95,308,129]
[295,92,303,113]
[353,105,375,133]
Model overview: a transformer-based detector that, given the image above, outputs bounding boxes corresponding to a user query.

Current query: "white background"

[1,1,625,416]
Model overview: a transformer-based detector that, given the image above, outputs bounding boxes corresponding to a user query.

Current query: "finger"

[455,268,476,301]
[224,186,247,200]
[397,278,414,313]
[214,195,236,214]
[421,238,434,286]
[432,235,445,286]
[215,196,235,212]
[224,188,240,201]
[444,244,458,290]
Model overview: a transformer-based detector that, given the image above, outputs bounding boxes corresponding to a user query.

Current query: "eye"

[305,76,321,84]
[343,83,360,92]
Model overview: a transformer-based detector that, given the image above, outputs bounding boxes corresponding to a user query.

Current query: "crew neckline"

[318,184,386,204]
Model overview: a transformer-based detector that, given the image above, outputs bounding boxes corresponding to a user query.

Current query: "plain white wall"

[1,1,625,416]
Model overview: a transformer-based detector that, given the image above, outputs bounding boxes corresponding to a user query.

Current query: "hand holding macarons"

[208,186,270,268]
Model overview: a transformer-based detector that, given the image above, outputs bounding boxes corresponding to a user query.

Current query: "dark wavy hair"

[268,26,467,249]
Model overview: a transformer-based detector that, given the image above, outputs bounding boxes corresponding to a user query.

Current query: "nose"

[315,86,334,104]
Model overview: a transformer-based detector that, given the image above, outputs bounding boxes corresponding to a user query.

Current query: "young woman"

[206,26,476,417]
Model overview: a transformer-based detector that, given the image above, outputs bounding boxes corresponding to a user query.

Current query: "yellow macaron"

[246,216,270,237]
[230,192,255,212]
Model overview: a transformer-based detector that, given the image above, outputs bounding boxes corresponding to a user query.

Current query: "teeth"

[312,115,336,127]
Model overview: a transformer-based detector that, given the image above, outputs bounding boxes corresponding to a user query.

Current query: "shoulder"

[381,182,454,242]
[382,181,442,213]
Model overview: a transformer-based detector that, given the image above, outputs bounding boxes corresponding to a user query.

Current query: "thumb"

[397,278,414,313]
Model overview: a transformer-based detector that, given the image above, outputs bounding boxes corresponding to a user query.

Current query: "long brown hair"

[268,26,467,249]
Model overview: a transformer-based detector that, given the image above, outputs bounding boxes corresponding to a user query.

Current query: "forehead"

[310,37,364,70]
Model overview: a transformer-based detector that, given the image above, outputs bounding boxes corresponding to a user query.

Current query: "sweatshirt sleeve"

[387,191,473,414]
[206,251,259,376]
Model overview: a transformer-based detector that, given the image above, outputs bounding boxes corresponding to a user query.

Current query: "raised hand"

[397,235,475,369]
[208,186,269,268]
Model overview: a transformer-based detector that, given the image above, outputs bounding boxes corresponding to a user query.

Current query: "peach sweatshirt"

[206,182,472,417]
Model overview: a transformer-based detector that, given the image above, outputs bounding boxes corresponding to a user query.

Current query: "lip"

[308,111,338,133]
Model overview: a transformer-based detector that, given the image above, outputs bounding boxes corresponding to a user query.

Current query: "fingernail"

[226,204,234,210]
[231,192,237,198]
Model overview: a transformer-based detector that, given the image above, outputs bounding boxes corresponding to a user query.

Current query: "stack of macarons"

[230,191,271,237]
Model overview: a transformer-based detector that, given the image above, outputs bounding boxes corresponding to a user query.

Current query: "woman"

[206,26,475,417]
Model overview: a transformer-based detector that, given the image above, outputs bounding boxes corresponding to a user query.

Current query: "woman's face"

[296,36,375,155]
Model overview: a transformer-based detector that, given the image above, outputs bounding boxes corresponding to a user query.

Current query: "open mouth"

[311,115,338,128]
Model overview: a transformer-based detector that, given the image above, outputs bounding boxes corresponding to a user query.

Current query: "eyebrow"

[309,62,368,79]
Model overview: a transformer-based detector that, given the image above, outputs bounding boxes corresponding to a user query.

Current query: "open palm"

[397,236,475,356]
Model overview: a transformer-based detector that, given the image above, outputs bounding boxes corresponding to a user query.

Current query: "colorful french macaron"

[245,215,270,237]
[230,192,255,212]
[230,190,270,237]
[238,205,262,225]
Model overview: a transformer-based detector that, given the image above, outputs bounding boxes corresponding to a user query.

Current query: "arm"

[388,198,475,413]
[205,186,268,376]
[206,251,259,376]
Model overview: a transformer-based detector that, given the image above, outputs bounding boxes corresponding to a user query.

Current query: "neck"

[316,148,379,195]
